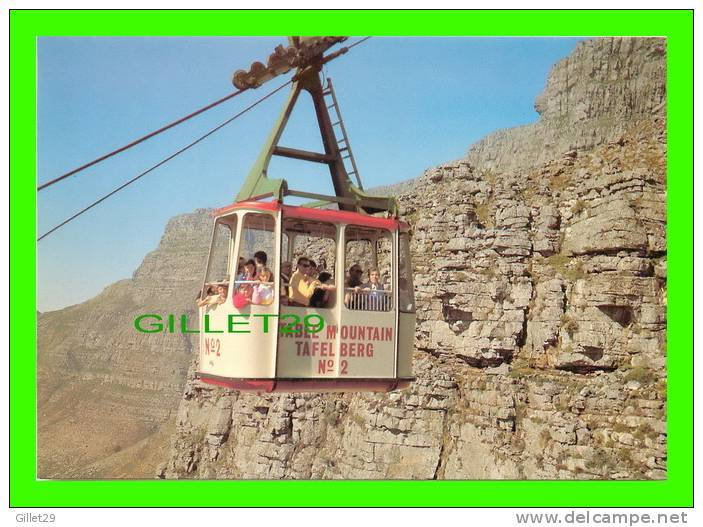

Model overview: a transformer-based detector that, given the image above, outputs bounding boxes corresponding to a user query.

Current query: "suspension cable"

[37,36,374,241]
[38,80,292,242]
[37,89,248,191]
[37,38,371,192]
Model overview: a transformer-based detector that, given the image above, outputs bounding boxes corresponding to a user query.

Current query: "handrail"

[343,287,391,292]
[344,288,392,311]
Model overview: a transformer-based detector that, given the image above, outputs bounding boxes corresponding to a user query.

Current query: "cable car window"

[204,217,235,286]
[235,213,276,305]
[399,232,416,313]
[282,218,337,308]
[344,226,393,312]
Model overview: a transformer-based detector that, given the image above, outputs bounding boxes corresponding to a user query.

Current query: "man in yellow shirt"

[288,257,336,307]
[288,258,318,306]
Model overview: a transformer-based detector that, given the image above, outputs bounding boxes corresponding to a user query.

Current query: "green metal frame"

[235,63,398,216]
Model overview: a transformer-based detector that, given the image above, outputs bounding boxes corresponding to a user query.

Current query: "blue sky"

[37,36,582,312]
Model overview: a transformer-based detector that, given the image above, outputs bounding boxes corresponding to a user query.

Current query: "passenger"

[280,261,293,304]
[196,285,214,305]
[347,265,364,288]
[362,268,384,291]
[288,258,335,306]
[362,268,386,310]
[256,266,273,283]
[197,284,227,308]
[344,264,364,308]
[252,267,274,305]
[309,272,334,308]
[217,284,228,303]
[235,257,246,281]
[243,259,256,279]
[253,251,267,273]
[288,258,317,307]
[281,261,292,285]
[238,259,257,299]
[308,259,319,279]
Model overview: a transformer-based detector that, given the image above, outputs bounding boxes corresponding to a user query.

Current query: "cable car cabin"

[196,200,416,393]
[194,39,415,392]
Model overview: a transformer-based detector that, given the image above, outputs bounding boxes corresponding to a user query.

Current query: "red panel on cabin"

[199,375,411,393]
[212,200,402,231]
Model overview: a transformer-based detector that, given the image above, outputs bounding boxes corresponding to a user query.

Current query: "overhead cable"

[38,80,292,242]
[37,89,246,191]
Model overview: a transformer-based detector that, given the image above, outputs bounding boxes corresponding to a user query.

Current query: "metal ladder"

[322,78,364,190]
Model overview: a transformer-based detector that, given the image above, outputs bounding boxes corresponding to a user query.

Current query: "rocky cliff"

[157,37,667,480]
[37,37,667,480]
[467,37,666,173]
[37,211,213,477]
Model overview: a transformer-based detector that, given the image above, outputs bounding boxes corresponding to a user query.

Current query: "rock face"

[37,37,667,480]
[158,37,667,480]
[37,210,214,477]
[467,38,666,173]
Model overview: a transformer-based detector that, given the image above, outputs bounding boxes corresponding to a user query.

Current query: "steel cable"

[37,89,246,191]
[38,80,292,241]
[37,37,373,241]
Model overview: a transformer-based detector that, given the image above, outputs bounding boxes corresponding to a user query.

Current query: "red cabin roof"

[213,200,410,231]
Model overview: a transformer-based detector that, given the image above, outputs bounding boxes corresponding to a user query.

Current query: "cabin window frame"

[231,211,279,305]
[342,224,394,312]
[281,217,338,309]
[202,215,236,295]
[398,231,416,314]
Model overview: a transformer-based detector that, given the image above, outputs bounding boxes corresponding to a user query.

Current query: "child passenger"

[252,267,274,305]
[238,259,257,300]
